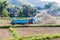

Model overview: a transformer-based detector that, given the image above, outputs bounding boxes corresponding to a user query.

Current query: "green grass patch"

[9,27,22,40]
[0,24,60,28]
[8,33,60,40]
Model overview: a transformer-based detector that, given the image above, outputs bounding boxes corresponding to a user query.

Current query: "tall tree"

[0,1,7,17]
[18,5,37,17]
[2,9,9,17]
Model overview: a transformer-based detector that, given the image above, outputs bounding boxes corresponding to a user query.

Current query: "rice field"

[0,17,60,40]
[0,28,13,40]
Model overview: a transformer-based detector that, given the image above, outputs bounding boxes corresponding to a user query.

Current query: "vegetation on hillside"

[0,0,37,17]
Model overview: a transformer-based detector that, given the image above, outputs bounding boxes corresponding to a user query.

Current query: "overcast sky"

[41,0,60,3]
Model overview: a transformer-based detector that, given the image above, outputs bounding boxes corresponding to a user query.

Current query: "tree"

[0,1,7,17]
[18,7,23,17]
[2,9,9,17]
[18,5,37,17]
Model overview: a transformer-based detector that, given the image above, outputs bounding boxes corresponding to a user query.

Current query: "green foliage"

[0,0,37,17]
[2,9,9,17]
[18,5,37,17]
[40,24,60,27]
[8,33,60,40]
[0,26,11,28]
[9,27,19,38]
[0,1,8,17]
[8,38,17,40]
[0,24,60,28]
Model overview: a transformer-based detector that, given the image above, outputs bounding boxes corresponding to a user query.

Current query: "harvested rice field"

[14,27,60,37]
[0,29,13,40]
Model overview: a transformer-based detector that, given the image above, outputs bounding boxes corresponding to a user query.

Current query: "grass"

[8,33,60,40]
[0,24,60,28]
[9,27,23,40]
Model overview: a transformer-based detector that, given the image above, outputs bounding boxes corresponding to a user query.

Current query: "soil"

[0,29,13,40]
[14,27,60,36]
[14,27,60,40]
[0,27,60,40]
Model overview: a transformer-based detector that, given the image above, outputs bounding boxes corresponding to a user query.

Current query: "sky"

[41,0,60,3]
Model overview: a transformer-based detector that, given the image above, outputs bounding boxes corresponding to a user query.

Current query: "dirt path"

[14,27,60,37]
[0,29,13,40]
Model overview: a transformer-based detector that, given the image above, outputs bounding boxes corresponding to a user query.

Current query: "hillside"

[1,0,60,16]
[7,0,48,8]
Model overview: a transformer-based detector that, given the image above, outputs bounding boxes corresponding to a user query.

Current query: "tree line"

[0,1,37,17]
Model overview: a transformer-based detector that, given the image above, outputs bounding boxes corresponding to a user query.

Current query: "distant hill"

[47,2,60,16]
[27,0,48,8]
[7,0,34,7]
[7,0,48,8]
[7,0,60,16]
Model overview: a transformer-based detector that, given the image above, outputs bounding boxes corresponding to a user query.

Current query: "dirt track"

[0,29,13,40]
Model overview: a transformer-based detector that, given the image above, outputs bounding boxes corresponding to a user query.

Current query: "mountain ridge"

[7,0,49,8]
